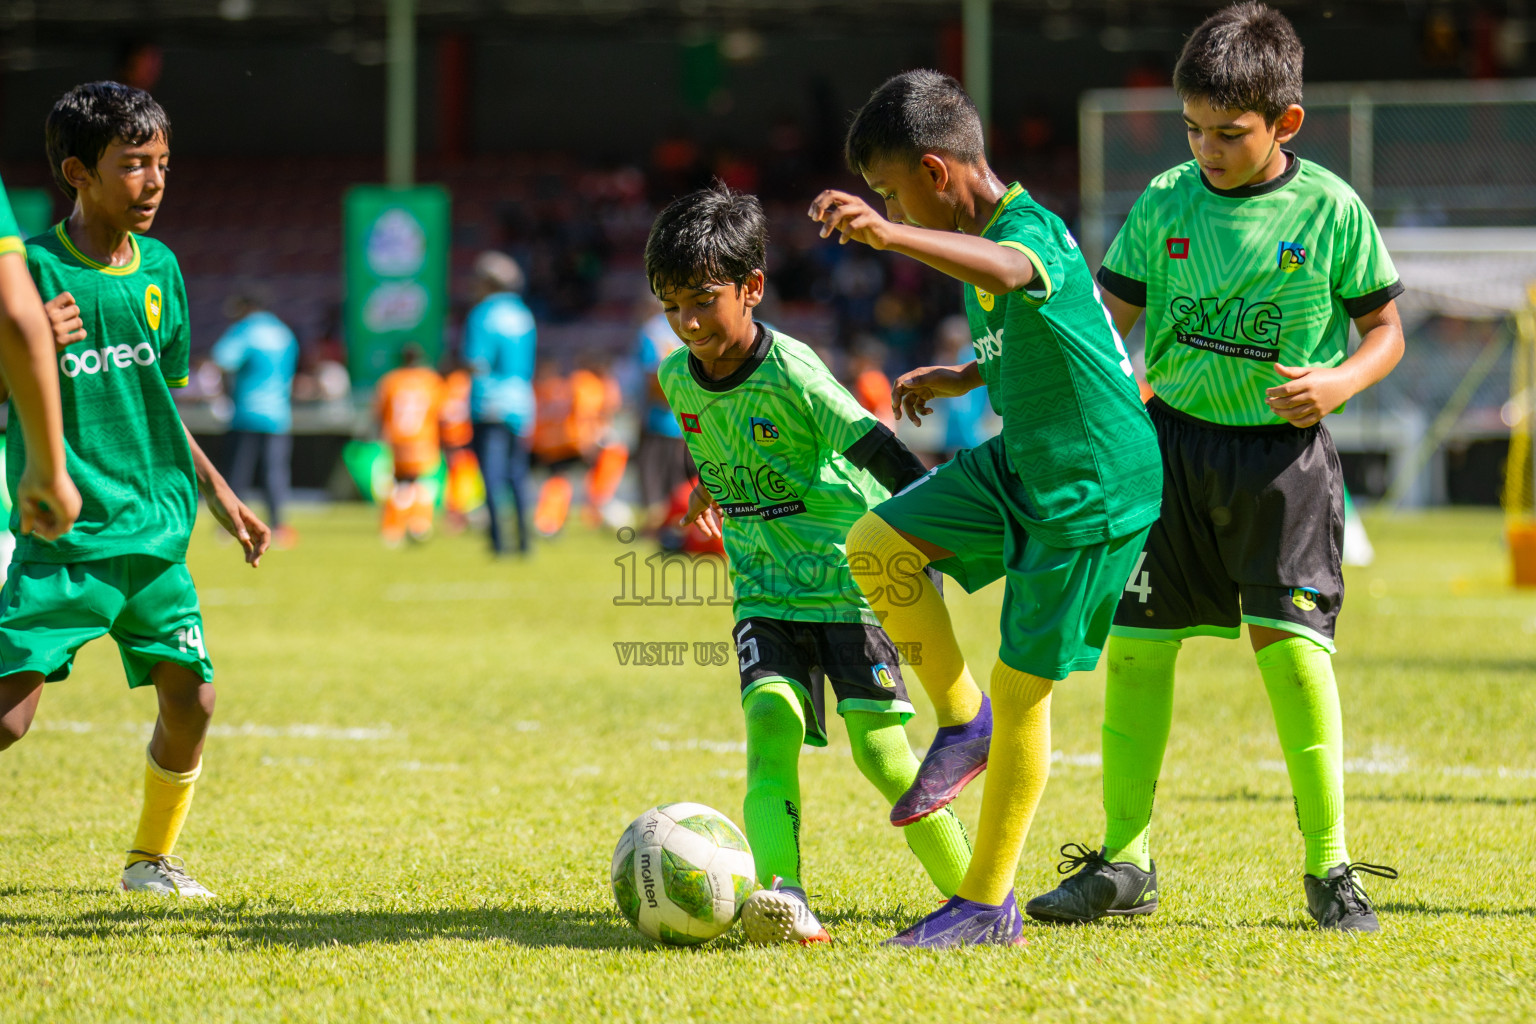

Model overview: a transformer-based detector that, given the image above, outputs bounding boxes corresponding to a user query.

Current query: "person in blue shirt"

[463,251,536,556]
[632,302,693,534]
[211,288,298,545]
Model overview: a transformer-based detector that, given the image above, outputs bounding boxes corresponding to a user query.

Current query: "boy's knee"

[157,676,216,723]
[0,713,30,750]
[846,511,889,558]
[743,684,800,735]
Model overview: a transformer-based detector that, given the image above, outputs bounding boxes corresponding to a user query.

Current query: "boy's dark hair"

[1173,2,1303,123]
[644,180,766,296]
[845,69,985,176]
[45,81,172,199]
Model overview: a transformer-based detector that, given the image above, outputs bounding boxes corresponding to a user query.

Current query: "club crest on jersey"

[1277,241,1307,273]
[1166,237,1190,259]
[680,412,701,434]
[872,663,896,690]
[144,284,162,331]
[750,417,779,445]
[974,285,995,312]
[1290,587,1320,612]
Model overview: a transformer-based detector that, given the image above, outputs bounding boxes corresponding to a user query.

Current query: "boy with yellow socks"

[811,70,1161,946]
[0,83,270,898]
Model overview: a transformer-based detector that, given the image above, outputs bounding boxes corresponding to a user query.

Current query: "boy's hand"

[892,365,975,425]
[43,292,86,349]
[203,478,272,567]
[808,191,895,249]
[15,465,81,542]
[1266,364,1353,428]
[681,483,723,542]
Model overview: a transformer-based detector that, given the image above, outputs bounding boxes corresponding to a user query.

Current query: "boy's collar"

[688,322,773,393]
[54,221,142,276]
[1199,150,1300,199]
[979,182,1026,235]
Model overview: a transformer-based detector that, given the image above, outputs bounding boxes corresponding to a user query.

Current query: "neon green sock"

[741,682,806,889]
[844,711,971,898]
[1100,637,1179,871]
[1256,636,1349,877]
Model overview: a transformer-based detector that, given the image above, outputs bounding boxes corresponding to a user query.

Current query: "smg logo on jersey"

[1167,295,1283,362]
[59,342,159,378]
[698,459,806,520]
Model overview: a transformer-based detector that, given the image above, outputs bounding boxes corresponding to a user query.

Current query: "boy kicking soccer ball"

[0,82,271,898]
[648,182,973,944]
[1027,3,1404,932]
[812,70,1162,946]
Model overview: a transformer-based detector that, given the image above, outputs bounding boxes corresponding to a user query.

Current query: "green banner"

[9,189,55,240]
[343,185,450,389]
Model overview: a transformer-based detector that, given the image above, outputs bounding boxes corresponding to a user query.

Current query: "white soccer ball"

[611,802,757,946]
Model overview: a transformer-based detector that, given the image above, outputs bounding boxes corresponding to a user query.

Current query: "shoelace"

[1335,861,1398,913]
[1055,842,1110,876]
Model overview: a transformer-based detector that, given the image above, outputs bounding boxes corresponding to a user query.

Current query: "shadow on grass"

[1178,791,1536,807]
[0,905,651,950]
[1378,902,1536,919]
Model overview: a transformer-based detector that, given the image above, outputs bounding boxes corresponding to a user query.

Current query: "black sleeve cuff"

[1341,281,1405,319]
[843,422,927,495]
[1096,266,1147,308]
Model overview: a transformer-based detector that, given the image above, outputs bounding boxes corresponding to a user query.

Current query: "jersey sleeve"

[994,211,1066,304]
[0,181,22,256]
[161,265,191,387]
[1098,189,1153,307]
[1333,194,1404,318]
[790,352,879,455]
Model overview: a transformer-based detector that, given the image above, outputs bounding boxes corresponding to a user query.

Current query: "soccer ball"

[611,802,757,946]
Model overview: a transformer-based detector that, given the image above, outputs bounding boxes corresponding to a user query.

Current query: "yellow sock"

[126,747,201,867]
[956,662,1053,905]
[846,511,982,727]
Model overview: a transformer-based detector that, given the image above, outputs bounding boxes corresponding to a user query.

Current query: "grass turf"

[1,506,1532,1022]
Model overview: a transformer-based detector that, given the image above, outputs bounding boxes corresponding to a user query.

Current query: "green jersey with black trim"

[1100,155,1403,427]
[658,326,887,625]
[966,182,1162,548]
[11,224,197,564]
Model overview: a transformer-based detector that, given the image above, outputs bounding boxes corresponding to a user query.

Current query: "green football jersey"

[1100,155,1403,427]
[10,223,197,564]
[658,326,887,625]
[966,182,1162,548]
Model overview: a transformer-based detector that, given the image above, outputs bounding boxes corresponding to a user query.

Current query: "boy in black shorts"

[1027,3,1403,931]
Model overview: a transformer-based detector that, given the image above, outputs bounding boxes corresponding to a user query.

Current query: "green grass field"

[2,506,1532,1022]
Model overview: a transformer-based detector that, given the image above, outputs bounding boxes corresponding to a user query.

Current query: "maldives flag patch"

[1166,237,1190,259]
[681,412,701,433]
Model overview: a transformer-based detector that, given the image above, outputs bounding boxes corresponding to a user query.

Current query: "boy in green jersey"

[0,83,271,898]
[647,182,973,945]
[1027,3,1404,932]
[811,70,1162,946]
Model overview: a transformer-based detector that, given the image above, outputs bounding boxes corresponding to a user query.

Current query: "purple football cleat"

[884,891,1026,948]
[890,694,992,826]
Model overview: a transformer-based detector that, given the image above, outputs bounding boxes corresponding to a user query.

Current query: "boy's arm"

[1265,300,1404,428]
[808,191,1036,295]
[842,422,927,495]
[1100,289,1145,342]
[891,360,983,425]
[182,422,271,567]
[0,256,80,540]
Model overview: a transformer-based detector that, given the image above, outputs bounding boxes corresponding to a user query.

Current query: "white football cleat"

[742,877,830,945]
[121,855,215,899]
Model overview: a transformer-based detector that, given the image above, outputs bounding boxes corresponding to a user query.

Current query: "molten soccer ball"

[611,802,757,946]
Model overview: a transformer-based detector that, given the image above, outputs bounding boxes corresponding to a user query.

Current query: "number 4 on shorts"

[176,625,207,660]
[1124,551,1152,603]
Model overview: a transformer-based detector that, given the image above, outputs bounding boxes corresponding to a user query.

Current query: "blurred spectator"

[464,251,536,556]
[211,286,298,546]
[373,345,445,547]
[533,352,628,535]
[633,302,693,533]
[845,336,895,430]
[438,349,476,531]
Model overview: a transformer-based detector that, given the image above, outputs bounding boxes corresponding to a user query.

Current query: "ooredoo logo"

[60,343,157,378]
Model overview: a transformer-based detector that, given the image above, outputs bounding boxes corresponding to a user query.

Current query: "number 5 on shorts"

[1124,551,1152,603]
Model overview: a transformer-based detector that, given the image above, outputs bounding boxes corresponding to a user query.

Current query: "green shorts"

[0,556,213,688]
[875,435,1151,680]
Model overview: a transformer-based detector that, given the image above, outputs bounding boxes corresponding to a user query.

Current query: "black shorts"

[636,431,694,509]
[734,617,915,747]
[1110,398,1344,651]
